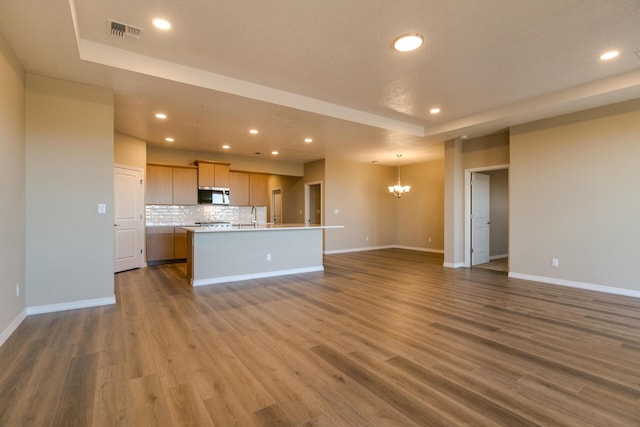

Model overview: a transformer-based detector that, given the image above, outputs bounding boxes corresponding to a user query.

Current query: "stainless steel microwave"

[198,188,230,205]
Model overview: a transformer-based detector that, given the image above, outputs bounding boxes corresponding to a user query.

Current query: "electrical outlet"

[16,283,20,297]
[266,253,271,261]
[551,258,559,267]
[428,237,432,243]
[365,236,369,241]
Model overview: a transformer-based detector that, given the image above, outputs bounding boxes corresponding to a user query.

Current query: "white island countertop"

[182,224,343,233]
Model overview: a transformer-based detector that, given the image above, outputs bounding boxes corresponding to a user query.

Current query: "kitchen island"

[182,224,343,286]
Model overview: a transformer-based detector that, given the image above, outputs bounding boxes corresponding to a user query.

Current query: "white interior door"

[271,189,282,224]
[471,172,491,265]
[114,166,145,272]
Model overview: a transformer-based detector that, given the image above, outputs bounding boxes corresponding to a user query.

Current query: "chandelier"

[388,154,411,198]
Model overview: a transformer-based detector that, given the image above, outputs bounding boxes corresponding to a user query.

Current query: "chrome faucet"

[251,205,258,228]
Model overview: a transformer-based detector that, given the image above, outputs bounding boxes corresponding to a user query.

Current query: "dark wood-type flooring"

[2,249,640,426]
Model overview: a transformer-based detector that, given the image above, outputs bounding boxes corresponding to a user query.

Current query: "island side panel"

[191,229,323,285]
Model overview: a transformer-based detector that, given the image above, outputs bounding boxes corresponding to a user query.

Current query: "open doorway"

[304,181,322,225]
[465,165,509,271]
[270,188,282,225]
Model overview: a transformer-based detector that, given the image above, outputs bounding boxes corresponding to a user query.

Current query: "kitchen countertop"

[182,224,343,233]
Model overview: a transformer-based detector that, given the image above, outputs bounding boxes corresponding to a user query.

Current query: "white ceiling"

[1,0,640,165]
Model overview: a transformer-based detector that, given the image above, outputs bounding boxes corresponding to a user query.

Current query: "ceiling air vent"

[107,19,142,43]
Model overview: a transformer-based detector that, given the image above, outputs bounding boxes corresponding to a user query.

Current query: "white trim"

[192,266,324,287]
[490,254,508,260]
[443,262,466,268]
[325,245,444,255]
[394,245,444,254]
[0,309,27,347]
[508,272,640,299]
[26,295,116,315]
[324,245,393,255]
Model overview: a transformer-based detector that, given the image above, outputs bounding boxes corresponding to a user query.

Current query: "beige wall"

[396,159,445,252]
[114,132,147,169]
[147,145,304,176]
[324,158,396,252]
[510,100,640,291]
[445,132,510,266]
[444,139,465,266]
[25,74,115,308]
[463,131,510,169]
[0,34,25,340]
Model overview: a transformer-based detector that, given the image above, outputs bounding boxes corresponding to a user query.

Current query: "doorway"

[270,188,282,225]
[305,181,322,225]
[114,166,145,273]
[464,165,509,269]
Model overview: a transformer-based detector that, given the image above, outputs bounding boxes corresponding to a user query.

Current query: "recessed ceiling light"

[304,138,313,143]
[393,33,424,52]
[271,151,279,155]
[155,113,167,119]
[430,107,441,114]
[222,145,230,149]
[153,18,171,30]
[165,137,174,142]
[600,50,619,61]
[249,129,259,135]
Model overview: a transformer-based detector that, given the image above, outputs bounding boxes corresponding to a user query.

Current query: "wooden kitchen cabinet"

[147,164,197,205]
[249,173,269,206]
[196,161,230,188]
[146,165,173,204]
[174,227,188,259]
[172,167,197,205]
[229,171,250,205]
[146,226,175,262]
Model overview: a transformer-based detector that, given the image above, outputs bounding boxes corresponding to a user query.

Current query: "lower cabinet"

[174,227,188,259]
[146,226,188,263]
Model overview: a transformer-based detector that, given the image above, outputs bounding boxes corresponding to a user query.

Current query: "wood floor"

[2,249,640,426]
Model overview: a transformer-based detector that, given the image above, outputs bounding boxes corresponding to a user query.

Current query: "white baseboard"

[508,272,640,299]
[394,245,444,254]
[324,245,393,255]
[192,266,324,287]
[490,254,508,260]
[26,295,116,315]
[325,245,445,255]
[443,262,466,268]
[0,309,27,348]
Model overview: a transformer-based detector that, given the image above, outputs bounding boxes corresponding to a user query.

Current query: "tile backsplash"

[146,205,266,226]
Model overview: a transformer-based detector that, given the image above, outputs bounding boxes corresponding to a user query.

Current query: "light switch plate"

[98,203,106,214]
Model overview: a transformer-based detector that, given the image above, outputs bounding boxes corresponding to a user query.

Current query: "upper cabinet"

[172,167,198,205]
[249,173,269,206]
[146,164,197,205]
[229,171,250,205]
[228,171,269,206]
[195,161,230,188]
[147,161,269,206]
[147,164,173,204]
